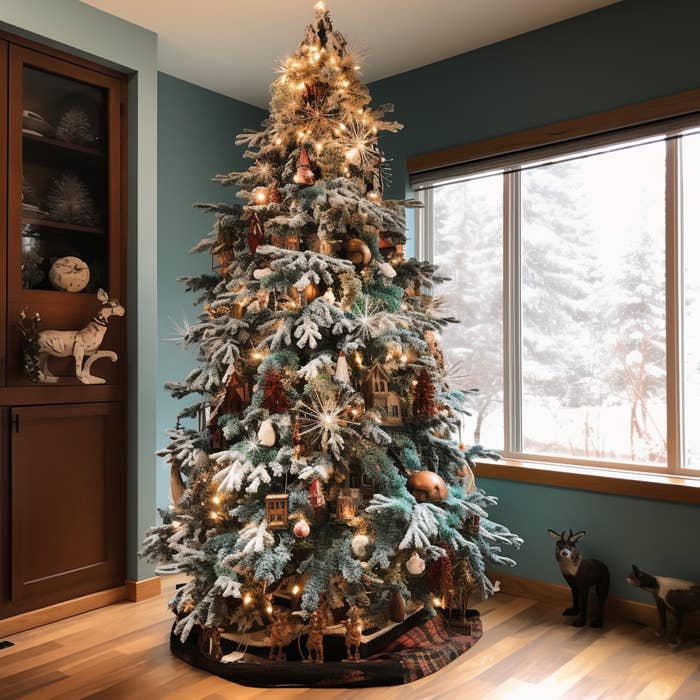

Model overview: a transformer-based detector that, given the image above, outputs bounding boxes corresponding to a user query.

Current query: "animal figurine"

[627,564,700,645]
[343,606,363,662]
[268,608,295,661]
[198,626,223,661]
[305,609,326,663]
[548,529,609,628]
[19,289,125,384]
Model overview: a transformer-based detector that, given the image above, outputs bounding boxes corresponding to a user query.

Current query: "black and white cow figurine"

[548,529,609,628]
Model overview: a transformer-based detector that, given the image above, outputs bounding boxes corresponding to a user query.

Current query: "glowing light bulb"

[212,495,221,505]
[275,137,282,145]
[266,604,273,614]
[292,585,301,595]
[209,511,219,520]
[432,597,442,608]
[315,0,326,11]
[399,354,408,364]
[243,593,253,606]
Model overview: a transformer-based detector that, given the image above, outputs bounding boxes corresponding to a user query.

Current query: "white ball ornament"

[351,534,371,559]
[257,418,276,447]
[49,255,90,292]
[406,552,425,575]
[293,519,310,538]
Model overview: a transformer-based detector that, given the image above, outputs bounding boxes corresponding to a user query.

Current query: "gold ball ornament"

[342,238,371,266]
[290,282,319,304]
[406,470,449,503]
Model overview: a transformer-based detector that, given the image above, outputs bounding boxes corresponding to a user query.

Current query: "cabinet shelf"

[22,131,104,157]
[22,217,104,235]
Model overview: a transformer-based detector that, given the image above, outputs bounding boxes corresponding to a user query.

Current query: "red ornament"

[426,556,454,597]
[293,146,315,185]
[262,370,290,413]
[269,183,282,203]
[412,370,436,418]
[247,213,264,254]
[309,479,326,510]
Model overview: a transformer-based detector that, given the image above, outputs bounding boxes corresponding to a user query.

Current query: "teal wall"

[157,73,265,509]
[0,0,159,581]
[370,0,700,603]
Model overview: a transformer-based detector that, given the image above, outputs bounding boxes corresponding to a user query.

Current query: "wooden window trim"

[475,458,700,505]
[408,88,700,175]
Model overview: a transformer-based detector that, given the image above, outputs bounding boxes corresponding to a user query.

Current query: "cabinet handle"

[11,413,19,433]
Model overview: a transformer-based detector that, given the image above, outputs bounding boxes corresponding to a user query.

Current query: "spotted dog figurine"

[627,565,700,645]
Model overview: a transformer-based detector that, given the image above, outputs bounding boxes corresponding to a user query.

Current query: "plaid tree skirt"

[170,612,483,688]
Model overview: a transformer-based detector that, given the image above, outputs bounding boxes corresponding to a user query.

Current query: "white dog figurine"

[24,289,125,385]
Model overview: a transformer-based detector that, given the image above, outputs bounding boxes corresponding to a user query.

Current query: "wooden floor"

[1,578,699,699]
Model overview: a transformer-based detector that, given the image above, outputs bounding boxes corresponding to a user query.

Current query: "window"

[416,126,700,475]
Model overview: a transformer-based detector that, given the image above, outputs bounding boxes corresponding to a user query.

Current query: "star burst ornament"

[342,118,381,172]
[349,296,403,346]
[297,390,359,458]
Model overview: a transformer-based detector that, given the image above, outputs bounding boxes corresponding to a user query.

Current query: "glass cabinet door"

[6,45,123,385]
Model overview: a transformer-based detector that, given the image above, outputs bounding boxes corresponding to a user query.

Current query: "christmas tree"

[142,1,521,664]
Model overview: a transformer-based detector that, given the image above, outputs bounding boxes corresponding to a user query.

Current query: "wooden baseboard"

[492,570,699,633]
[125,576,161,602]
[0,585,127,637]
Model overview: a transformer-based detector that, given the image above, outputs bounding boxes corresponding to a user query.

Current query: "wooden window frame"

[411,89,700,498]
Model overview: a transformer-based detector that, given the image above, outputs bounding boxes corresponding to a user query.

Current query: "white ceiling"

[81,0,618,108]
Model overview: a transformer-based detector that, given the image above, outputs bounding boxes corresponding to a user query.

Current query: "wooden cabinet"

[0,33,127,620]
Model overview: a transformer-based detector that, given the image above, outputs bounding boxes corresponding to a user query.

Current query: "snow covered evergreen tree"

[142,3,521,653]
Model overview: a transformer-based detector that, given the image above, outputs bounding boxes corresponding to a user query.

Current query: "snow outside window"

[420,130,700,474]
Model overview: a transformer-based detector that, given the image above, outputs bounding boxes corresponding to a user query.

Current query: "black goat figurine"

[548,529,609,628]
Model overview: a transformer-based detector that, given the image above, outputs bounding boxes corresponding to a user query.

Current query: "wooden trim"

[0,40,6,388]
[665,139,683,472]
[489,571,698,632]
[0,29,126,79]
[0,584,126,637]
[408,87,700,175]
[475,458,700,505]
[125,576,161,602]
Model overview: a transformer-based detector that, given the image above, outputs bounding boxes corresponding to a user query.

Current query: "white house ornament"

[49,255,90,292]
[19,288,124,385]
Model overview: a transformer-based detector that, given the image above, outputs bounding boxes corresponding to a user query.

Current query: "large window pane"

[521,142,667,465]
[682,133,700,468]
[431,175,504,449]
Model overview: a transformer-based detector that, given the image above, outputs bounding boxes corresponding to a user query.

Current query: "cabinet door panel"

[0,41,7,387]
[10,402,124,604]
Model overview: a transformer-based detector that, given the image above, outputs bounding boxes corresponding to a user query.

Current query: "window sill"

[474,458,700,505]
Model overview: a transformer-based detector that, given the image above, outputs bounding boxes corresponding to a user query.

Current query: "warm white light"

[171,520,181,529]
[209,511,219,520]
[243,593,253,606]
[292,585,301,595]
[266,604,273,614]
[275,137,282,145]
[399,354,408,364]
[212,495,221,505]
[432,596,442,608]
[315,1,326,11]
